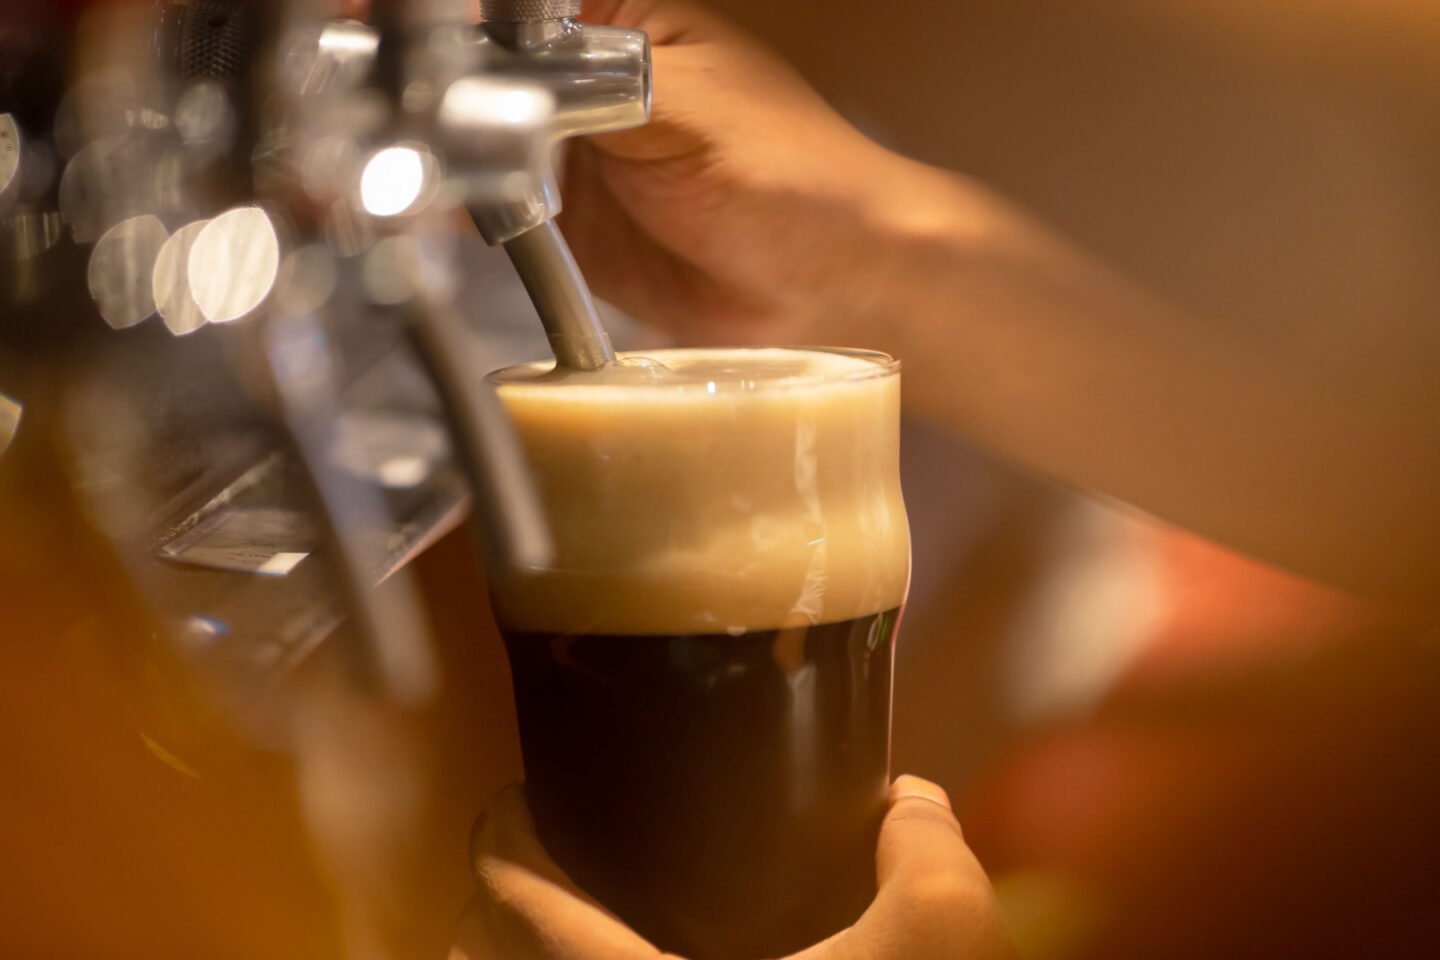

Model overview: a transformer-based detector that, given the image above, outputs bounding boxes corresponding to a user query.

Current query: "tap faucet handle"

[437,75,557,223]
[480,0,582,21]
[468,2,652,243]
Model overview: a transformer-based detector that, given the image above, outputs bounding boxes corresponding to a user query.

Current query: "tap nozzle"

[468,0,651,244]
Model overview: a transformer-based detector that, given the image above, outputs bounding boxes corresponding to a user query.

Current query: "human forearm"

[858,157,1440,609]
[561,0,1438,608]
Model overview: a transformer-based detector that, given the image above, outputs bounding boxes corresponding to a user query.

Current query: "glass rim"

[487,346,901,392]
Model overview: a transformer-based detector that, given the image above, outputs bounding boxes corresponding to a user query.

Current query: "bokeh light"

[88,214,168,330]
[152,219,211,336]
[188,207,281,325]
[360,146,427,218]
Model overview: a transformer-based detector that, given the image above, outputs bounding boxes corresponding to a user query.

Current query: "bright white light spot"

[189,206,281,325]
[439,77,555,129]
[378,455,429,488]
[257,552,309,577]
[152,219,210,336]
[706,381,717,395]
[499,89,543,124]
[318,21,380,60]
[89,215,168,329]
[361,146,425,217]
[186,615,229,640]
[330,412,447,488]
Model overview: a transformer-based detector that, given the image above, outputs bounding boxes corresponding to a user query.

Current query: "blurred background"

[2,1,1438,958]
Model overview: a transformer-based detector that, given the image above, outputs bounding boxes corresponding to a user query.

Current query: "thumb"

[457,785,666,960]
[876,775,977,890]
[792,776,1016,960]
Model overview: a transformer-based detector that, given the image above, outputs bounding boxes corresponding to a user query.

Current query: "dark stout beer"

[490,349,909,959]
[502,609,899,957]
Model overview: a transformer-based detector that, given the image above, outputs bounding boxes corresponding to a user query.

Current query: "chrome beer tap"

[467,0,653,370]
[293,0,558,575]
[274,0,651,372]
[204,0,444,707]
[5,0,630,700]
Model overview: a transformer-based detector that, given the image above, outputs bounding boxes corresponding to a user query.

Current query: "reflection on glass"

[188,206,281,324]
[88,214,169,330]
[317,19,381,61]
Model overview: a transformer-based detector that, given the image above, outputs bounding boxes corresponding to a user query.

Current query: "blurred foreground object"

[0,0,646,957]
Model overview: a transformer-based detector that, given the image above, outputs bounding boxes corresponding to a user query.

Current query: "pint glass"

[487,348,910,959]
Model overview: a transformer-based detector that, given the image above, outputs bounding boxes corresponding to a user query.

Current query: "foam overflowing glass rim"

[487,346,900,393]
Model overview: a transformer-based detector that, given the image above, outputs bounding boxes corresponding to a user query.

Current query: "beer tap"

[16,0,597,706]
[258,294,442,706]
[347,0,557,573]
[242,0,566,704]
[468,0,653,370]
[214,0,443,706]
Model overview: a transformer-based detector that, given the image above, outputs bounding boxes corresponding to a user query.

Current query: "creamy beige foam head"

[489,348,910,635]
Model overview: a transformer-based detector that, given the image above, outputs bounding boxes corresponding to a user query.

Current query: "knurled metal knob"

[480,0,582,22]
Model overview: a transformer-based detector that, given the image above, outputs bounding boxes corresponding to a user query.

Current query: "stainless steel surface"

[177,0,254,83]
[468,20,651,242]
[481,0,583,21]
[262,310,439,706]
[430,68,614,369]
[2,0,643,699]
[504,220,615,368]
[261,3,648,370]
[343,5,562,555]
[406,286,554,572]
[436,75,555,236]
[463,2,651,370]
[2,6,626,956]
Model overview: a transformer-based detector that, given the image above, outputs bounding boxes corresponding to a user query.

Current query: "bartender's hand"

[565,0,1440,611]
[449,776,1017,960]
[562,0,939,350]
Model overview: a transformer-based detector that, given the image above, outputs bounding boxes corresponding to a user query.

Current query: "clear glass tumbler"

[487,347,910,959]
